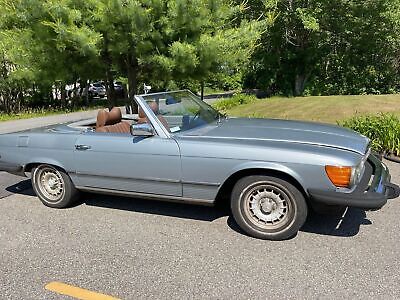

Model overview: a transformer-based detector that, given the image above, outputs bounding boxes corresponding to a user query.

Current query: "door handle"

[75,144,91,151]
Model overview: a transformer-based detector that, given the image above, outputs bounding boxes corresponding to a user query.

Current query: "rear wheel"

[32,164,79,208]
[231,175,308,240]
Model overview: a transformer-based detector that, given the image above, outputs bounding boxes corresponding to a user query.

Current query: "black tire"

[32,164,80,208]
[231,175,308,240]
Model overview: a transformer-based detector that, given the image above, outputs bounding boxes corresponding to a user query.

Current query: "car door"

[73,132,182,197]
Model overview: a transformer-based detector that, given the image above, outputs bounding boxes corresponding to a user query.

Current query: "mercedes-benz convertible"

[0,90,398,240]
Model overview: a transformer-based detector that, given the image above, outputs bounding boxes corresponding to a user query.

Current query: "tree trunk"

[84,80,89,105]
[17,90,22,113]
[105,70,116,110]
[61,83,67,108]
[102,34,116,110]
[126,55,138,113]
[4,92,9,114]
[294,73,307,96]
[72,81,77,108]
[200,82,204,101]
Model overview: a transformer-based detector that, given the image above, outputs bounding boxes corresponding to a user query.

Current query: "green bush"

[212,94,257,112]
[340,113,400,156]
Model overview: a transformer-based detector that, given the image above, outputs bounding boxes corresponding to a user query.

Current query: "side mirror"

[130,123,154,137]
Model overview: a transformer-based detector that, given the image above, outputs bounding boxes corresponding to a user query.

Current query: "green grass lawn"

[3,94,400,123]
[225,94,400,124]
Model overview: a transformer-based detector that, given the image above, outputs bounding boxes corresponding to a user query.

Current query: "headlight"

[351,149,370,187]
[350,160,365,187]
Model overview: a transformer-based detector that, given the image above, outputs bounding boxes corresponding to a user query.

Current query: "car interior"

[94,102,170,134]
[67,92,214,134]
[95,107,131,133]
[137,102,170,132]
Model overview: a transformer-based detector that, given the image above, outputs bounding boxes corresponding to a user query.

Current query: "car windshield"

[140,90,223,133]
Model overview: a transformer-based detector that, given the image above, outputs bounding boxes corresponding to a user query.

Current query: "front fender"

[221,161,308,196]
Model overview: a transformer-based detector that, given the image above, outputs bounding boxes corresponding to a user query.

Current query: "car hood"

[183,118,369,155]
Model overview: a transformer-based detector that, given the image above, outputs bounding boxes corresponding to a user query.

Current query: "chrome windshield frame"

[135,89,221,138]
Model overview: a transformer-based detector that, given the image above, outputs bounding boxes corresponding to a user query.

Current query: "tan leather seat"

[96,107,131,133]
[138,102,170,131]
[96,121,131,133]
[96,107,121,127]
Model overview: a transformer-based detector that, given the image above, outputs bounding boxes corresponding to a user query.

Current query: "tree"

[1,0,263,112]
[241,0,400,96]
[90,0,262,102]
[0,0,103,110]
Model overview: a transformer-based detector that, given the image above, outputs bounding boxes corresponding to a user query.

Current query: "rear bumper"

[309,154,400,210]
[0,162,25,176]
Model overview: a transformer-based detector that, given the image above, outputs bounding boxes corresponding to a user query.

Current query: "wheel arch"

[24,159,68,173]
[215,164,308,206]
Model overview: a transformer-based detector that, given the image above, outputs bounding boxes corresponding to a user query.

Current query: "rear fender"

[24,158,69,173]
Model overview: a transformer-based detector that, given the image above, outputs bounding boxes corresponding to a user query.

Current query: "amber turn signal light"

[325,166,352,188]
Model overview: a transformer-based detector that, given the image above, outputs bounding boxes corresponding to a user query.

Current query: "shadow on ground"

[82,193,227,222]
[226,207,370,239]
[5,179,33,197]
[76,193,373,238]
[6,179,371,238]
[301,208,370,237]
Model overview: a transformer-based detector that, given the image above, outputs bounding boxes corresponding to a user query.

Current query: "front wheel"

[32,164,79,208]
[231,175,308,240]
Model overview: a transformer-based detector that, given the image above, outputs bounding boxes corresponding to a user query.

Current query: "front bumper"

[309,154,400,210]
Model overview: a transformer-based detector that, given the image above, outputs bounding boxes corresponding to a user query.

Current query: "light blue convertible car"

[0,90,399,240]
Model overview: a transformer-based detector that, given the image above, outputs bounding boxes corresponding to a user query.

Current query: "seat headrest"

[138,102,159,119]
[96,107,122,128]
[109,107,122,124]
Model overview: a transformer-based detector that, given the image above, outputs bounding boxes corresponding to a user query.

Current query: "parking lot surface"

[0,159,399,299]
